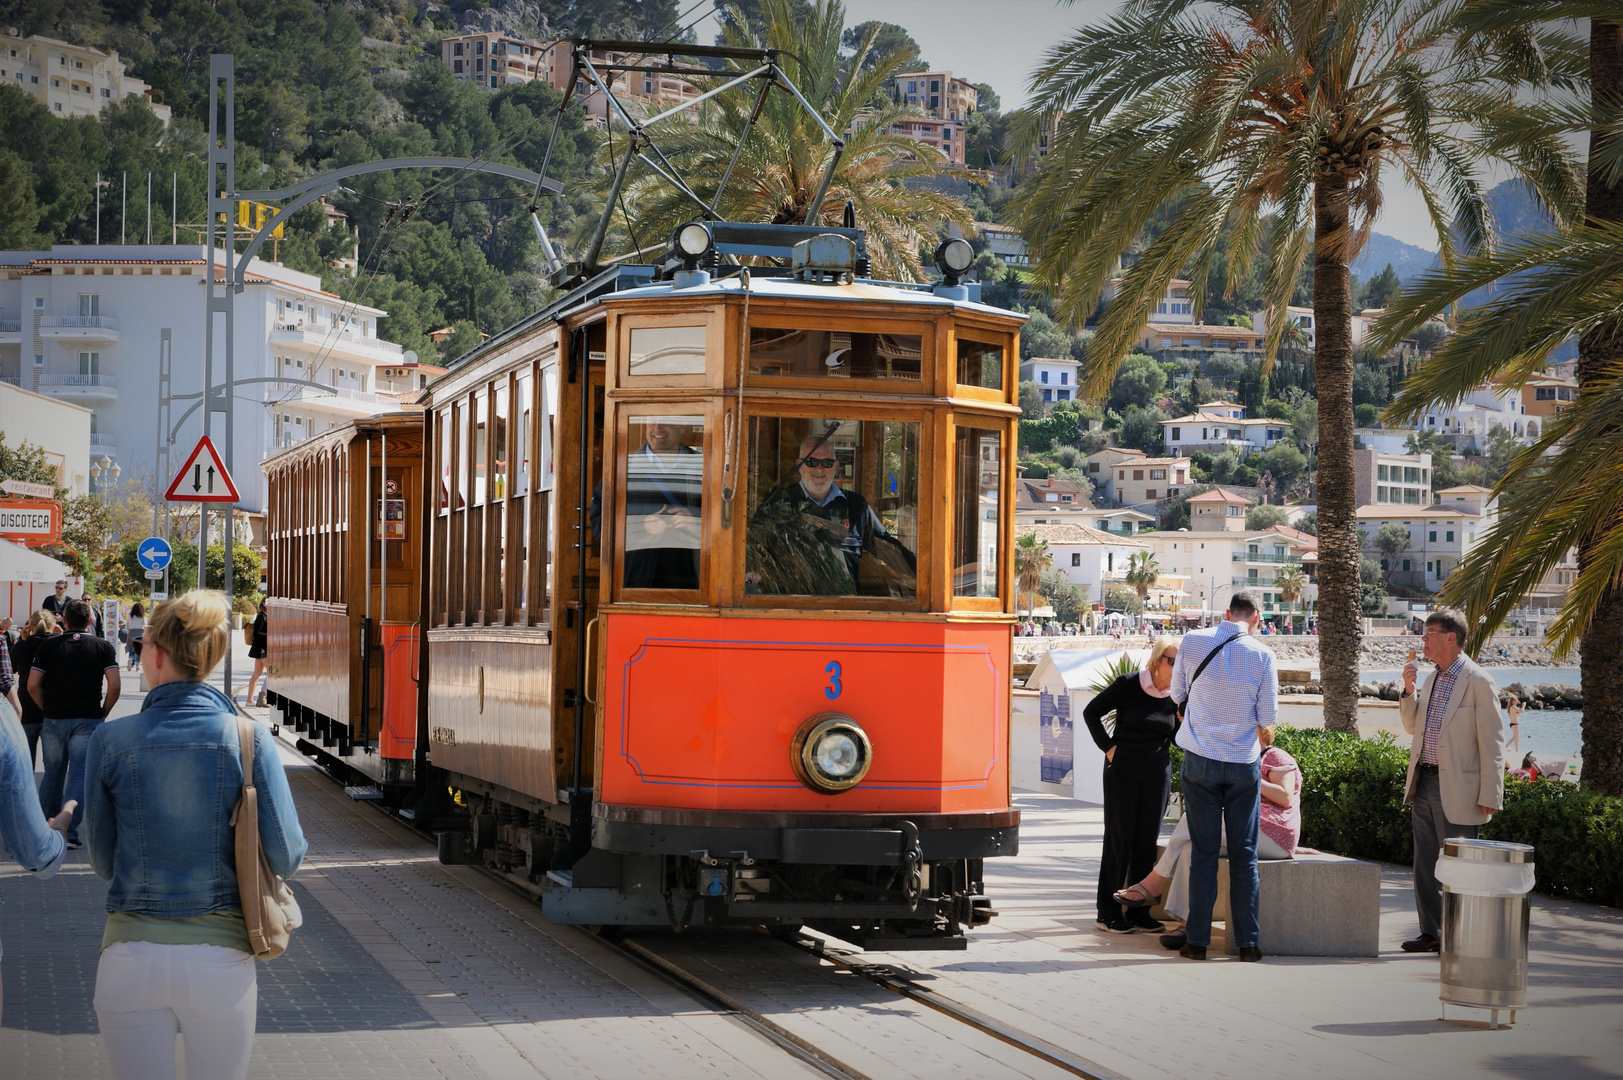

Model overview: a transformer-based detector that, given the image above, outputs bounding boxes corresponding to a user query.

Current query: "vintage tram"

[266,224,1024,948]
[262,413,424,788]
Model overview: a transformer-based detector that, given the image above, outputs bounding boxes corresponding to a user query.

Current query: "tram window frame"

[736,404,931,612]
[953,332,1008,401]
[607,400,716,605]
[616,309,722,388]
[949,420,1008,610]
[744,315,932,393]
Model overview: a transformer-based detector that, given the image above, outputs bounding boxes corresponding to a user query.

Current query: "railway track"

[286,726,1111,1080]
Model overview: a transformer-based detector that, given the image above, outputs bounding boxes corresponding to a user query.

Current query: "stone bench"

[1149,848,1381,957]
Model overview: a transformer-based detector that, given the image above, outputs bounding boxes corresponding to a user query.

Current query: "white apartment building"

[1417,382,1528,447]
[0,379,90,495]
[1026,522,1149,603]
[1,32,171,123]
[978,223,1028,268]
[1082,446,1144,502]
[0,245,404,516]
[1353,447,1432,508]
[1357,484,1495,589]
[1143,525,1315,618]
[1019,356,1080,402]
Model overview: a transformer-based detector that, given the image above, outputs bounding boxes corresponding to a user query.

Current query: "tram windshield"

[744,416,918,599]
[619,414,705,591]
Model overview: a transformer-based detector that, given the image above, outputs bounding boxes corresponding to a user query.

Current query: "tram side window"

[956,338,1003,391]
[617,415,705,592]
[628,325,706,376]
[749,327,923,383]
[952,427,1002,599]
[744,417,918,599]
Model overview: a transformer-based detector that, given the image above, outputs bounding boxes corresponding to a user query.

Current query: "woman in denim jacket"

[0,696,74,1022]
[85,591,306,1080]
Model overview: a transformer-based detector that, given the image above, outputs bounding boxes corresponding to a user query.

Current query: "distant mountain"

[1352,232,1438,285]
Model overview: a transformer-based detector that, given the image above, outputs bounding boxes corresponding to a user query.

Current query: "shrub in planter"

[1485,780,1623,909]
[1273,727,1412,864]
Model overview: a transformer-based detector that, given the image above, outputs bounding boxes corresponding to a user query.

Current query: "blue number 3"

[825,661,842,700]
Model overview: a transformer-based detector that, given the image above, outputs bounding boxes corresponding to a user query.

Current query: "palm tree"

[1124,550,1160,615]
[1008,0,1583,732]
[1014,532,1052,618]
[585,0,972,281]
[1275,565,1308,633]
[1373,2,1623,793]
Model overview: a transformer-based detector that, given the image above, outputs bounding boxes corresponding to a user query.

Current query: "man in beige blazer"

[1398,607,1507,952]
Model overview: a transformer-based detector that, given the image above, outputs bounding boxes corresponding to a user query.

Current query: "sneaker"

[65,839,83,850]
[1126,910,1164,933]
[1094,916,1135,934]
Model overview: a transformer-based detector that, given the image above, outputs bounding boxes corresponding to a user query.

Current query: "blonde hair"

[1259,724,1277,748]
[146,590,231,680]
[24,610,57,638]
[1147,635,1179,672]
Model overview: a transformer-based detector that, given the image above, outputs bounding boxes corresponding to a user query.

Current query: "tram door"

[366,432,420,765]
[552,324,607,794]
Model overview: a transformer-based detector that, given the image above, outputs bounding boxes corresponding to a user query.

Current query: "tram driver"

[747,431,916,597]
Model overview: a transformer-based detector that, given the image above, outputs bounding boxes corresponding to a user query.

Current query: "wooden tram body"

[262,414,424,787]
[265,225,1025,947]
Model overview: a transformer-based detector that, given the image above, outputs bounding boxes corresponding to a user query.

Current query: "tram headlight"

[672,221,714,269]
[791,712,873,794]
[933,237,975,287]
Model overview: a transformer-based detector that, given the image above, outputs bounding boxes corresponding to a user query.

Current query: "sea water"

[1360,667,1582,767]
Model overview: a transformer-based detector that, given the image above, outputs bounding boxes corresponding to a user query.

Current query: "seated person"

[747,434,915,597]
[613,419,704,590]
[1112,725,1300,948]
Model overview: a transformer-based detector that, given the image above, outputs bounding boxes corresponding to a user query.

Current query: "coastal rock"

[1563,687,1584,705]
[1538,683,1562,702]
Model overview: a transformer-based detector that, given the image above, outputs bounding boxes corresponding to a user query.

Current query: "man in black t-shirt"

[29,599,120,847]
[40,579,70,616]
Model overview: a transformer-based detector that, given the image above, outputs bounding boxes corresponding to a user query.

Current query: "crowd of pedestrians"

[1084,593,1508,962]
[0,587,305,1080]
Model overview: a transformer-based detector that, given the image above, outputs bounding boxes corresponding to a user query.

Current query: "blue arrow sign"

[136,536,173,572]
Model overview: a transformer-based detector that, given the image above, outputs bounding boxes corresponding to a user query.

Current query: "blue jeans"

[39,716,102,842]
[1181,749,1262,949]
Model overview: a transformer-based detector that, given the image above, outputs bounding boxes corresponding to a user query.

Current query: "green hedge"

[1166,727,1622,908]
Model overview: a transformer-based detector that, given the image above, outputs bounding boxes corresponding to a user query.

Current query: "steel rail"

[781,934,1120,1080]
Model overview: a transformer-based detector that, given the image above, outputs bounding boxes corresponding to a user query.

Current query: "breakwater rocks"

[1355,680,1582,709]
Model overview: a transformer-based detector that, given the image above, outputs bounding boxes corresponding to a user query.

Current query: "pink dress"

[1259,746,1301,855]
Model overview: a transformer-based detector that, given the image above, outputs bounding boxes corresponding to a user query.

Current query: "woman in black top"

[1084,636,1180,933]
[243,600,269,706]
[11,611,60,768]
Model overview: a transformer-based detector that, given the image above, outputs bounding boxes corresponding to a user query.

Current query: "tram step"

[344,785,386,801]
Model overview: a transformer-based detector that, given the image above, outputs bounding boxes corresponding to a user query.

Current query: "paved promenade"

[1,657,1618,1078]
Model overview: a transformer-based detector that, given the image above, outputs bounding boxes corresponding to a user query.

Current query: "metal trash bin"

[1437,837,1535,1028]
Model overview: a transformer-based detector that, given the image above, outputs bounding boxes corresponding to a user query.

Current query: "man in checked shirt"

[1399,607,1507,953]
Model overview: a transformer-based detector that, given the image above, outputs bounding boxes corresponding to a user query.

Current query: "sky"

[692,0,1445,251]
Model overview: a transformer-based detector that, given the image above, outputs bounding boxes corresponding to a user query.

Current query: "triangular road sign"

[165,435,240,503]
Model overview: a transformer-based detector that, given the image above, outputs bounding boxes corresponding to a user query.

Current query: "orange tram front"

[409,226,1023,949]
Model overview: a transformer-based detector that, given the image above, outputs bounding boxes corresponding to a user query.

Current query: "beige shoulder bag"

[232,717,302,960]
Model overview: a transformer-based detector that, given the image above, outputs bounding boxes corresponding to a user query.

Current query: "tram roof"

[442,264,1025,374]
[606,273,1030,319]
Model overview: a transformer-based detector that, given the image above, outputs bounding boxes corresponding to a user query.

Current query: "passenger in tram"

[593,417,704,590]
[748,434,916,597]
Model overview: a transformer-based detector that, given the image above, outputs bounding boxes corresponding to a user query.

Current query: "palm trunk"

[1578,21,1623,795]
[1313,175,1360,734]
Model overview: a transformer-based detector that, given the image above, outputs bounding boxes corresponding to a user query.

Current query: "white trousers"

[94,941,257,1080]
[1153,815,1293,922]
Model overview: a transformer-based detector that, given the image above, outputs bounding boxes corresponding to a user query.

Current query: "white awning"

[0,538,72,583]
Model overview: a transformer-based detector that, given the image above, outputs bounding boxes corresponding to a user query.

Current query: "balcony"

[1232,552,1303,565]
[90,432,118,450]
[39,315,119,342]
[284,384,404,417]
[0,319,21,344]
[39,373,118,401]
[269,322,404,364]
